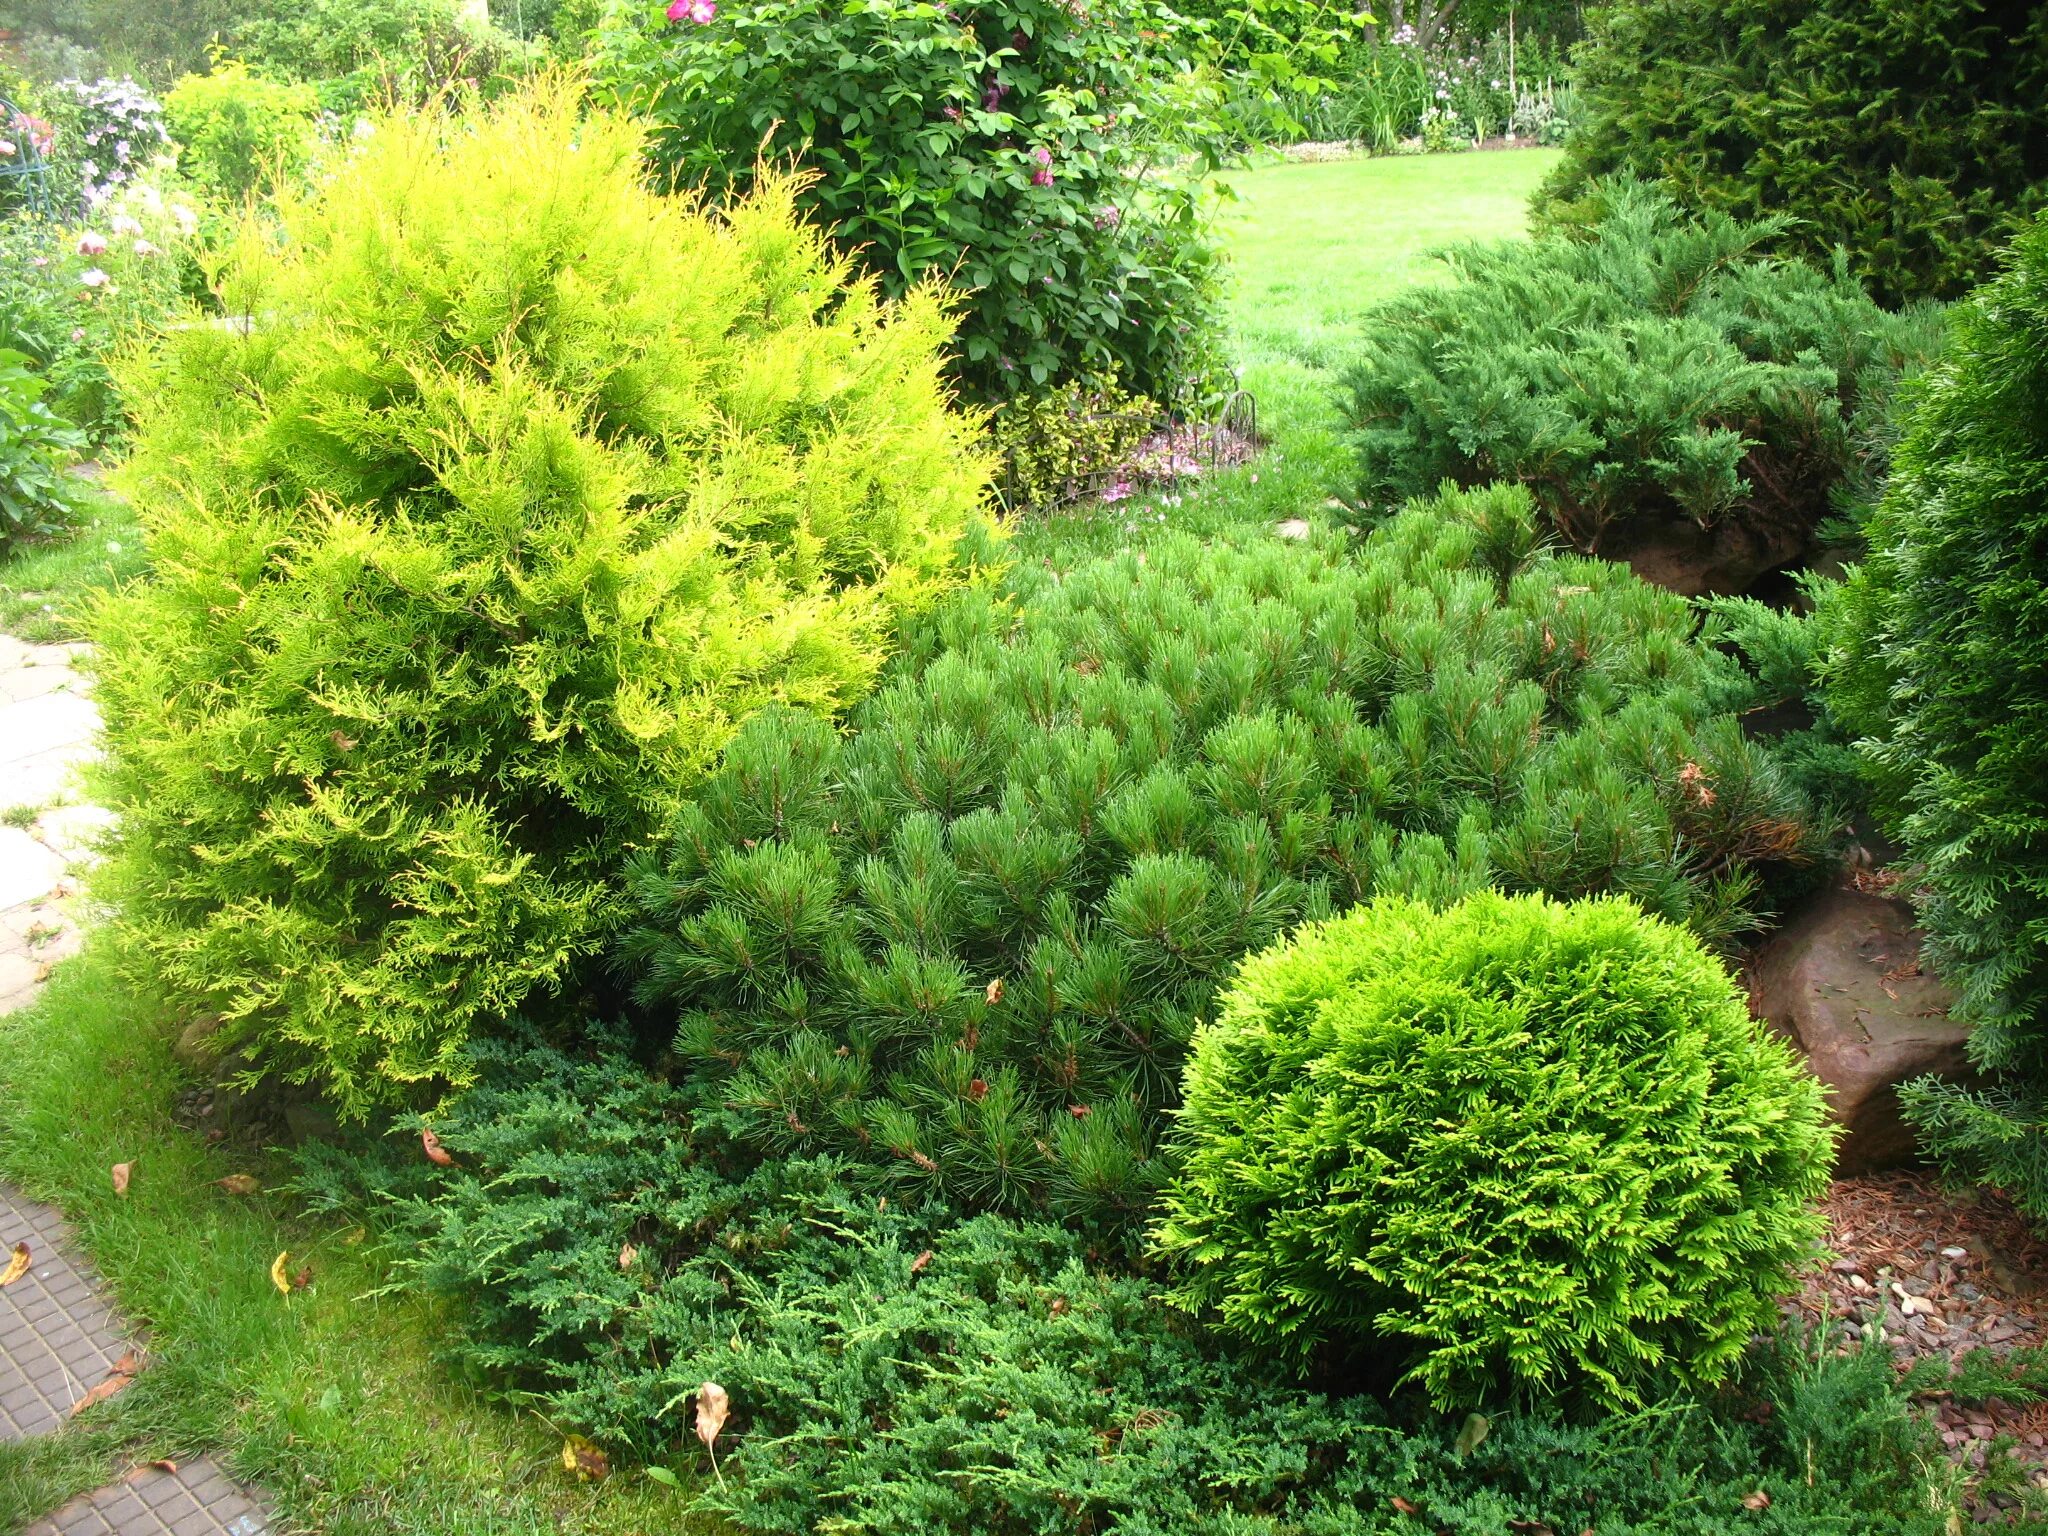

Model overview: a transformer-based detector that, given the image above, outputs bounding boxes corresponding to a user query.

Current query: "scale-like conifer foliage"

[1153,891,1834,1409]
[1828,218,2048,1215]
[622,486,1819,1230]
[89,79,994,1113]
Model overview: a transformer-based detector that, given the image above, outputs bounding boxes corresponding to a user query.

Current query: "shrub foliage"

[1537,0,2048,305]
[312,1032,1951,1534]
[1153,890,1835,1408]
[622,484,1820,1231]
[600,0,1225,404]
[1824,217,2048,1215]
[1341,181,1939,589]
[90,80,993,1113]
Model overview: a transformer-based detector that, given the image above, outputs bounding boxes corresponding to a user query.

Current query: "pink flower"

[1030,146,1054,187]
[666,0,716,20]
[941,105,961,121]
[77,231,107,256]
[132,238,159,256]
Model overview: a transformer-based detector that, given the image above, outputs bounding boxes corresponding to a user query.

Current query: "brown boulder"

[1749,885,1971,1173]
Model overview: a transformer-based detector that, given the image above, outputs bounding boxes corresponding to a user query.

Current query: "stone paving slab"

[0,638,105,1019]
[21,1459,272,1536]
[0,1186,134,1441]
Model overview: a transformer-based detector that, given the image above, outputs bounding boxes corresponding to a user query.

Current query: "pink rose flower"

[78,231,107,256]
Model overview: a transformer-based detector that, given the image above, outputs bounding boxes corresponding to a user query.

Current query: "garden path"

[0,637,274,1535]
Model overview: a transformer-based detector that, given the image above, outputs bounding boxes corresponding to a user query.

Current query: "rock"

[283,1100,340,1145]
[1593,507,1811,598]
[172,1014,227,1071]
[1750,884,1971,1173]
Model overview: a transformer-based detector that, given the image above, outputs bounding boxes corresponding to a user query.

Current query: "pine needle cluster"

[87,78,995,1113]
[621,483,1820,1231]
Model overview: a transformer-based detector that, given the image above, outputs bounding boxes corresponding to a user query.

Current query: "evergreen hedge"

[89,80,994,1114]
[1340,181,1940,590]
[1824,216,2048,1214]
[622,484,1821,1231]
[1153,890,1835,1409]
[1536,0,2048,305]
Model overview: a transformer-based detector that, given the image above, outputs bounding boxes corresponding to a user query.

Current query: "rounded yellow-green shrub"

[90,76,996,1115]
[1153,891,1834,1409]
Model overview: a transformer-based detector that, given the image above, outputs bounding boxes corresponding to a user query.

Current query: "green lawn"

[1215,148,1560,459]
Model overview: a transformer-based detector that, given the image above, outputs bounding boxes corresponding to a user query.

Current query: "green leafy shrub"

[0,348,83,551]
[162,62,319,203]
[0,179,203,444]
[599,0,1227,405]
[1536,0,2048,305]
[88,79,995,1115]
[1821,216,2048,1216]
[1341,180,1942,592]
[231,0,540,113]
[1154,889,1834,1408]
[300,1032,1952,1534]
[989,368,1158,512]
[621,483,1821,1232]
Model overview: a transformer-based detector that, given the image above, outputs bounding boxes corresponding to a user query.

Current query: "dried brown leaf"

[910,1249,934,1276]
[1741,1490,1771,1511]
[215,1174,261,1196]
[985,978,1004,1006]
[110,1162,132,1197]
[696,1380,731,1450]
[69,1352,139,1416]
[421,1127,454,1166]
[1390,1496,1422,1516]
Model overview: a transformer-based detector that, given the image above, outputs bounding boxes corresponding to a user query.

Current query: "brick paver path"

[1,634,275,1533]
[0,1186,132,1440]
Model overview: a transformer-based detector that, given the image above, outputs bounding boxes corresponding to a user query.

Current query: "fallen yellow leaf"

[1,1241,28,1287]
[562,1434,610,1482]
[270,1250,293,1297]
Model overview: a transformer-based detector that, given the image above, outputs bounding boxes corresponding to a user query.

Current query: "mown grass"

[0,483,145,642]
[0,944,707,1534]
[1215,147,1560,460]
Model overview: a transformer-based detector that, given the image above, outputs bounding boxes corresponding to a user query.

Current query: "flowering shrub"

[601,0,1227,406]
[0,178,199,443]
[90,80,995,1115]
[45,77,169,210]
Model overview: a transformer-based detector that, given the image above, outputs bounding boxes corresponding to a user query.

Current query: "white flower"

[132,238,159,256]
[79,267,110,288]
[109,212,141,236]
